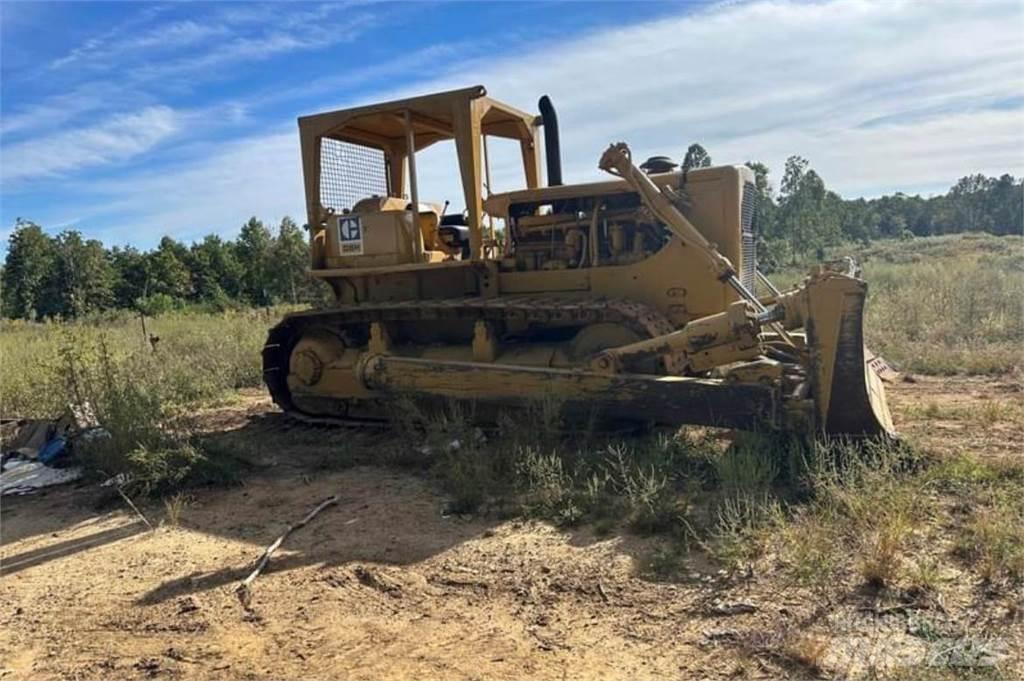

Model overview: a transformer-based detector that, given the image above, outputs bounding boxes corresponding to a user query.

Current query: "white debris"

[1,459,83,496]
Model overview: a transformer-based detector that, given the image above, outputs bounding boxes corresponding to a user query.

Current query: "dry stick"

[116,486,154,531]
[235,494,340,607]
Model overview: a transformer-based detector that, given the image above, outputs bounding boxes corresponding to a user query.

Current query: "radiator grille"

[740,181,756,291]
[320,138,389,213]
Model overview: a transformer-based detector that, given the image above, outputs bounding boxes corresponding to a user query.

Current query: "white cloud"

[129,12,378,85]
[46,4,376,86]
[19,0,1023,245]
[2,106,180,183]
[46,4,172,70]
[395,0,1024,197]
[118,20,231,52]
[80,129,305,246]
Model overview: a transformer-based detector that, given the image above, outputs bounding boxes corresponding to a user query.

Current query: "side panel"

[324,212,416,269]
[497,237,731,328]
[494,165,754,326]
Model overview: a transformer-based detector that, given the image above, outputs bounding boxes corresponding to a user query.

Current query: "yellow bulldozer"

[263,85,895,437]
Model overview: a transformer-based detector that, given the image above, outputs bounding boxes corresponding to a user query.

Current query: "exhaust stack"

[538,95,562,186]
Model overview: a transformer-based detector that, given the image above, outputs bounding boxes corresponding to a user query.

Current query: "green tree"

[2,219,56,319]
[42,230,115,317]
[838,198,877,243]
[146,236,192,301]
[682,143,712,172]
[987,174,1023,235]
[269,217,310,303]
[235,217,274,305]
[744,161,777,235]
[110,246,149,308]
[190,235,243,303]
[776,156,841,260]
[948,174,995,233]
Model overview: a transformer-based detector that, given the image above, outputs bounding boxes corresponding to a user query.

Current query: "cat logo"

[337,216,363,255]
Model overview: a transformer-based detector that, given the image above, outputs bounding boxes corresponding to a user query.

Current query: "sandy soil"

[1,375,1021,680]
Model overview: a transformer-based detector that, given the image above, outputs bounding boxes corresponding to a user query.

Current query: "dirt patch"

[887,373,1023,460]
[0,468,720,680]
[1,379,1021,680]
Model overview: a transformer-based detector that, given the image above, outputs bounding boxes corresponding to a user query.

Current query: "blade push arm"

[598,142,736,281]
[599,142,795,345]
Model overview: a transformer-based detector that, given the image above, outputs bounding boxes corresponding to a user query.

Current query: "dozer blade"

[803,273,896,438]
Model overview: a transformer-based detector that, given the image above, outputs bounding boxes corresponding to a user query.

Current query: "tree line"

[2,217,326,320]
[3,151,1022,320]
[677,143,1023,271]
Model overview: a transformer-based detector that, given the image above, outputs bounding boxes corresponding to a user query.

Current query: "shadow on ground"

[3,408,677,609]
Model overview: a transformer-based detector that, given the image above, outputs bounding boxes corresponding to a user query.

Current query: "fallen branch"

[235,494,340,607]
[117,486,154,531]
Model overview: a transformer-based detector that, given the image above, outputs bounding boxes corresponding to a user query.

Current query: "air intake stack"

[538,95,563,186]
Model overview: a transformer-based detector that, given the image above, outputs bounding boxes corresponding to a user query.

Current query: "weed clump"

[54,330,241,496]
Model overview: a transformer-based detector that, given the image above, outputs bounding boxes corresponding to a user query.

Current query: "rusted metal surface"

[361,355,779,431]
[263,296,681,425]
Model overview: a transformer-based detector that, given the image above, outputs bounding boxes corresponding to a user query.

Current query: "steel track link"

[262,296,681,427]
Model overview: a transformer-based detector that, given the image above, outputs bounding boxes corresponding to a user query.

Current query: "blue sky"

[2,0,1022,250]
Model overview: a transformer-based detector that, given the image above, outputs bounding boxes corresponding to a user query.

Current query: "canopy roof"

[298,85,538,153]
[299,85,542,261]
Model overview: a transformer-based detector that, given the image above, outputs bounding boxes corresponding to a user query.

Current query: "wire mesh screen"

[740,181,757,291]
[319,138,389,212]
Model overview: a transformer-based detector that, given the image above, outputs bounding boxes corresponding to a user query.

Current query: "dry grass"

[162,492,191,526]
[771,233,1023,375]
[903,399,1023,425]
[782,632,830,677]
[0,308,275,419]
[954,489,1024,583]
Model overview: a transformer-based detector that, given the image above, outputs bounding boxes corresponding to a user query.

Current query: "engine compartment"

[500,192,671,272]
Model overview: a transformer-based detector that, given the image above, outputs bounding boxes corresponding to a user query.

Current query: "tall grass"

[0,307,278,495]
[771,233,1023,374]
[0,307,274,419]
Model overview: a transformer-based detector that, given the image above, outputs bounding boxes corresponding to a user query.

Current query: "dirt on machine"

[263,85,894,438]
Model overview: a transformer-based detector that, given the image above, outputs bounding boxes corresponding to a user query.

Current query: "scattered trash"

[1,459,83,496]
[0,406,106,496]
[101,473,133,488]
[79,427,111,444]
[705,600,758,616]
[68,401,99,430]
[1,418,53,459]
[37,436,68,465]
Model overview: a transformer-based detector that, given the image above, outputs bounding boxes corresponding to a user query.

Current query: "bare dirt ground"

[1,375,1021,680]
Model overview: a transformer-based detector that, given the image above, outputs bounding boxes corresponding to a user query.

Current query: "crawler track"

[262,296,680,425]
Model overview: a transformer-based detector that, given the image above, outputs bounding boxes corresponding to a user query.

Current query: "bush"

[135,294,180,316]
[0,317,258,496]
